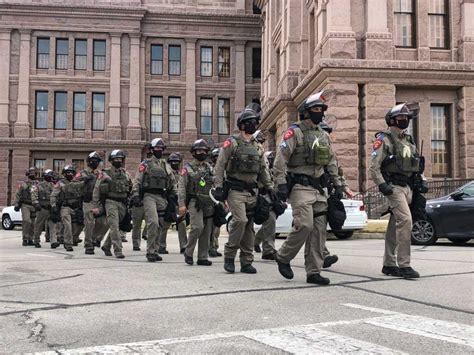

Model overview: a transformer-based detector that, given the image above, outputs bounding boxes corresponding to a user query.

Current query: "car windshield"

[460,182,474,197]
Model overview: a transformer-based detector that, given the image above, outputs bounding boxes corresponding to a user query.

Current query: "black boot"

[197,259,212,266]
[64,246,74,252]
[254,244,262,253]
[208,250,218,257]
[85,248,95,255]
[101,246,112,256]
[323,255,339,268]
[158,247,169,254]
[93,240,101,248]
[22,240,28,246]
[276,255,294,279]
[180,247,186,254]
[306,273,330,285]
[224,258,235,273]
[50,242,59,249]
[240,264,257,274]
[382,266,401,277]
[262,250,276,260]
[27,240,35,246]
[34,243,41,248]
[133,246,141,251]
[154,253,163,261]
[399,267,420,279]
[146,253,156,262]
[184,253,193,265]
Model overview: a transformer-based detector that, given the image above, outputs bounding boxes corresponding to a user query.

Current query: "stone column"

[280,0,301,93]
[15,30,31,138]
[0,29,11,137]
[127,34,141,140]
[417,0,430,61]
[458,87,474,178]
[107,33,122,140]
[365,0,393,60]
[183,38,197,142]
[234,41,246,126]
[139,38,147,141]
[322,0,356,59]
[0,149,10,206]
[460,2,474,62]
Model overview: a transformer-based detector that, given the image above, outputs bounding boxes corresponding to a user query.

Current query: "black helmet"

[150,138,166,150]
[298,91,328,118]
[43,169,55,181]
[237,103,261,126]
[190,139,210,153]
[62,165,76,175]
[167,152,182,163]
[211,148,220,158]
[253,130,265,144]
[25,167,37,178]
[87,151,102,163]
[319,121,333,134]
[108,149,127,162]
[385,103,414,126]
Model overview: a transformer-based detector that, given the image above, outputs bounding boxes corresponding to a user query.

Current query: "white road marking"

[25,253,55,258]
[343,303,401,315]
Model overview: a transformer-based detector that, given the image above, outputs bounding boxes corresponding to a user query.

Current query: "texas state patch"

[283,128,294,141]
[138,162,147,173]
[180,168,188,176]
[223,138,232,149]
[372,139,383,151]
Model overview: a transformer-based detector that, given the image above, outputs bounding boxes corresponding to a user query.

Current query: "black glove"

[268,189,277,202]
[212,187,225,202]
[14,204,21,212]
[130,195,143,207]
[378,182,394,196]
[419,180,428,193]
[33,203,42,212]
[277,184,288,202]
[334,186,344,200]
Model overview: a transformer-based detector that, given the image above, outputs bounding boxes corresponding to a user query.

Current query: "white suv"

[1,206,23,230]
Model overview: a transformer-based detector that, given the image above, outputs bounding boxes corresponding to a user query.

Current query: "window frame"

[73,92,86,131]
[35,91,49,130]
[54,91,68,130]
[168,45,181,76]
[393,0,417,48]
[200,46,213,77]
[74,39,87,70]
[252,47,262,79]
[218,98,230,135]
[93,39,106,71]
[34,159,46,175]
[37,37,50,69]
[55,38,69,70]
[150,96,163,133]
[53,159,65,174]
[218,47,230,78]
[200,98,213,134]
[428,0,450,49]
[168,96,181,133]
[151,44,163,75]
[430,104,451,178]
[92,93,105,131]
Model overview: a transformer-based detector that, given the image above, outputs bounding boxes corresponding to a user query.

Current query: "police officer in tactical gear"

[273,91,342,285]
[131,139,178,262]
[158,152,188,254]
[208,148,223,257]
[213,103,273,274]
[178,139,214,266]
[14,167,39,246]
[30,169,56,248]
[78,151,108,255]
[370,103,426,279]
[51,165,85,252]
[92,150,132,258]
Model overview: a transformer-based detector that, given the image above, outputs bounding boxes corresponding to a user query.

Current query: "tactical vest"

[82,169,97,202]
[143,159,168,192]
[226,137,262,175]
[105,168,130,198]
[185,162,215,217]
[61,181,84,208]
[288,123,331,167]
[19,183,34,205]
[37,182,53,207]
[382,132,420,176]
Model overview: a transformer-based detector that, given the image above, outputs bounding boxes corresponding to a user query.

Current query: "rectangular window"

[169,45,181,76]
[218,47,230,77]
[37,37,50,69]
[56,38,69,69]
[218,98,230,135]
[151,44,163,75]
[93,40,106,71]
[73,93,86,130]
[168,97,181,133]
[431,105,450,177]
[92,93,105,131]
[200,98,212,134]
[200,47,213,77]
[150,96,163,133]
[72,159,85,171]
[429,0,449,48]
[54,92,67,130]
[394,0,416,47]
[34,159,46,175]
[75,39,87,70]
[35,91,48,129]
[53,159,65,174]
[252,47,262,79]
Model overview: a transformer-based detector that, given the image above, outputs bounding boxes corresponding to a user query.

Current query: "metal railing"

[354,178,473,219]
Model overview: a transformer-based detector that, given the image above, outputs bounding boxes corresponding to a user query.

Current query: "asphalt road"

[0,228,473,354]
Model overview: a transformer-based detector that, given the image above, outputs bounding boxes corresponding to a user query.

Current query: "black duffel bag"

[213,203,228,227]
[327,195,346,231]
[253,194,272,225]
[119,209,133,232]
[410,190,427,221]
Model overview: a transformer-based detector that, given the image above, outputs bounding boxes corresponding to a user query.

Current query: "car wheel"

[411,219,437,245]
[2,214,15,230]
[448,238,471,246]
[333,231,354,240]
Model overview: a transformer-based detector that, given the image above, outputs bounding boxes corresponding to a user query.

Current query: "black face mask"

[170,163,180,171]
[194,153,208,162]
[65,173,74,181]
[28,175,36,180]
[44,176,53,183]
[211,157,218,165]
[112,161,122,169]
[309,112,324,125]
[153,149,163,159]
[88,161,99,169]
[395,119,409,130]
[243,121,257,134]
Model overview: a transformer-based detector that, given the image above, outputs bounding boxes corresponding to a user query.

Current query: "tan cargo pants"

[21,204,35,242]
[33,207,54,244]
[60,206,83,247]
[143,192,168,254]
[159,220,187,250]
[83,201,108,249]
[131,205,145,249]
[102,199,127,255]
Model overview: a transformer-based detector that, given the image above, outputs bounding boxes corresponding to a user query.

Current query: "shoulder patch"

[180,167,188,176]
[283,128,295,141]
[54,182,61,188]
[138,162,147,173]
[373,138,384,151]
[98,173,104,180]
[223,138,232,149]
[75,172,81,179]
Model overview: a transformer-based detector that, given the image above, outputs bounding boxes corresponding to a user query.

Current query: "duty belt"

[225,178,258,195]
[387,173,409,187]
[289,173,326,195]
[63,200,81,209]
[144,188,166,197]
[106,196,128,204]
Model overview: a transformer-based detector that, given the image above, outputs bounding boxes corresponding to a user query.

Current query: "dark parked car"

[411,181,474,245]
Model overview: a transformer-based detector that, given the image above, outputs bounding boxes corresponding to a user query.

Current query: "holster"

[225,178,257,195]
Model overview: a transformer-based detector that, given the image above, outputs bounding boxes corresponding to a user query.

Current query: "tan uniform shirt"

[92,166,133,205]
[178,159,213,208]
[131,156,177,197]
[14,179,37,205]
